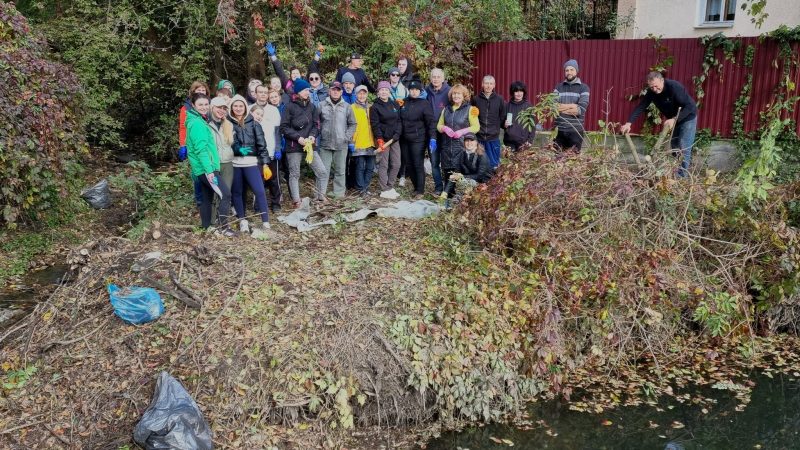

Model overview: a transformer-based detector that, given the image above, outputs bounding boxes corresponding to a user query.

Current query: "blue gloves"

[239,146,253,156]
[178,146,187,161]
[265,42,276,57]
[274,150,282,160]
[348,143,355,154]
[428,139,437,153]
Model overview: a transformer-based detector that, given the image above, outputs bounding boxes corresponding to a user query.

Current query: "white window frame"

[696,0,736,28]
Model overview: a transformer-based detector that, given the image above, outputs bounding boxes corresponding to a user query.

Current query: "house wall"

[615,0,800,39]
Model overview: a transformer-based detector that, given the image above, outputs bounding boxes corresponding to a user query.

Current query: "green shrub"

[0,2,85,228]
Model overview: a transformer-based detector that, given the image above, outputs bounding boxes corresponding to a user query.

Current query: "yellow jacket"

[351,102,375,154]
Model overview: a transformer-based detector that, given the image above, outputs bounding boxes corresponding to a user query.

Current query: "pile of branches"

[455,145,799,382]
[0,219,436,448]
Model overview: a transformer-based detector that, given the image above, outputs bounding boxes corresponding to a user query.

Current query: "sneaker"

[262,222,271,229]
[398,177,406,187]
[239,219,250,234]
[214,227,237,237]
[379,189,400,200]
[271,204,282,213]
[433,190,442,197]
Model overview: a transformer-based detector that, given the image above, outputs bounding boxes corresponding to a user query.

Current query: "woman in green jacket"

[185,93,233,234]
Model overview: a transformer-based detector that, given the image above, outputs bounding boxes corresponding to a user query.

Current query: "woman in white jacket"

[251,103,283,212]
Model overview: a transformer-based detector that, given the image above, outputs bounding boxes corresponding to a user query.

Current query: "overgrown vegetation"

[0,3,85,228]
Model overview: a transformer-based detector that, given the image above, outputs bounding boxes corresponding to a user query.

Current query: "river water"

[427,372,800,449]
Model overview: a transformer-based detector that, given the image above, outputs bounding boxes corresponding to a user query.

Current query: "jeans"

[263,157,282,209]
[287,151,329,202]
[671,116,697,178]
[402,139,426,195]
[377,141,402,191]
[319,147,348,197]
[198,171,231,229]
[231,165,269,223]
[211,162,233,222]
[480,139,501,168]
[193,177,203,206]
[354,155,376,192]
[430,132,444,192]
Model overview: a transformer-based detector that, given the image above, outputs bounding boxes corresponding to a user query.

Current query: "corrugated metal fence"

[471,38,800,137]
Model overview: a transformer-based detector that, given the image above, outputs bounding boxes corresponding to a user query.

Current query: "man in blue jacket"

[621,71,698,177]
[425,68,451,195]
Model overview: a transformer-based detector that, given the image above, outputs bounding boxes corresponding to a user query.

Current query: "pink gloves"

[441,126,454,138]
[453,128,471,139]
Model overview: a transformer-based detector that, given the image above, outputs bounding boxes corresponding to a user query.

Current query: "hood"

[400,57,414,77]
[228,94,251,121]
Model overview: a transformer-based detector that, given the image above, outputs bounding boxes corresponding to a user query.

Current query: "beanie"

[217,79,235,94]
[563,59,579,72]
[292,78,311,93]
[376,80,391,91]
[342,72,356,84]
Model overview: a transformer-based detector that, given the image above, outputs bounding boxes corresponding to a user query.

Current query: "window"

[700,0,736,24]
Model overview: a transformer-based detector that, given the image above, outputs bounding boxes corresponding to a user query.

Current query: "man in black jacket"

[621,71,698,177]
[335,52,374,93]
[471,75,505,169]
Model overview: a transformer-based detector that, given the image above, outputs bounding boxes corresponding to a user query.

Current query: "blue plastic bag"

[108,284,164,324]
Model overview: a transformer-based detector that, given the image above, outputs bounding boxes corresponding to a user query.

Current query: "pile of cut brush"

[453,144,799,387]
[0,215,442,448]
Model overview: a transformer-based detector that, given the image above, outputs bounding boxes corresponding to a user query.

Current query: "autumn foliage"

[0,3,85,226]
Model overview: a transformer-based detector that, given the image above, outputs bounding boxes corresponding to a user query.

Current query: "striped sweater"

[553,78,590,133]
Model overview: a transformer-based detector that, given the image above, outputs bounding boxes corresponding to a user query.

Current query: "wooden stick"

[624,133,643,166]
[654,107,681,152]
[377,138,394,153]
[169,270,204,306]
[140,275,201,310]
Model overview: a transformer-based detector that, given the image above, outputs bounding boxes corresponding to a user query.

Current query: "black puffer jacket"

[399,97,435,143]
[369,98,402,142]
[459,151,493,183]
[230,116,268,164]
[503,99,535,147]
[440,103,472,170]
[280,97,321,153]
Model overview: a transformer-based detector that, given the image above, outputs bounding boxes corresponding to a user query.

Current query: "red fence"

[471,38,800,137]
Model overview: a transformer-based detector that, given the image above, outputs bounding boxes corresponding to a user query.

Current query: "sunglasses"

[309,76,320,81]
[390,73,400,77]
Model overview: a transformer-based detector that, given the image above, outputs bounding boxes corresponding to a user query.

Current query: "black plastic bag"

[80,179,111,209]
[133,371,213,450]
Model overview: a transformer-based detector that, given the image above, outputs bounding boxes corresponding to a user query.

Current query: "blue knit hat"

[563,59,579,72]
[293,78,311,93]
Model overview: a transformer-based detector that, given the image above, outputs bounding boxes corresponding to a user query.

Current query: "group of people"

[179,45,698,236]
